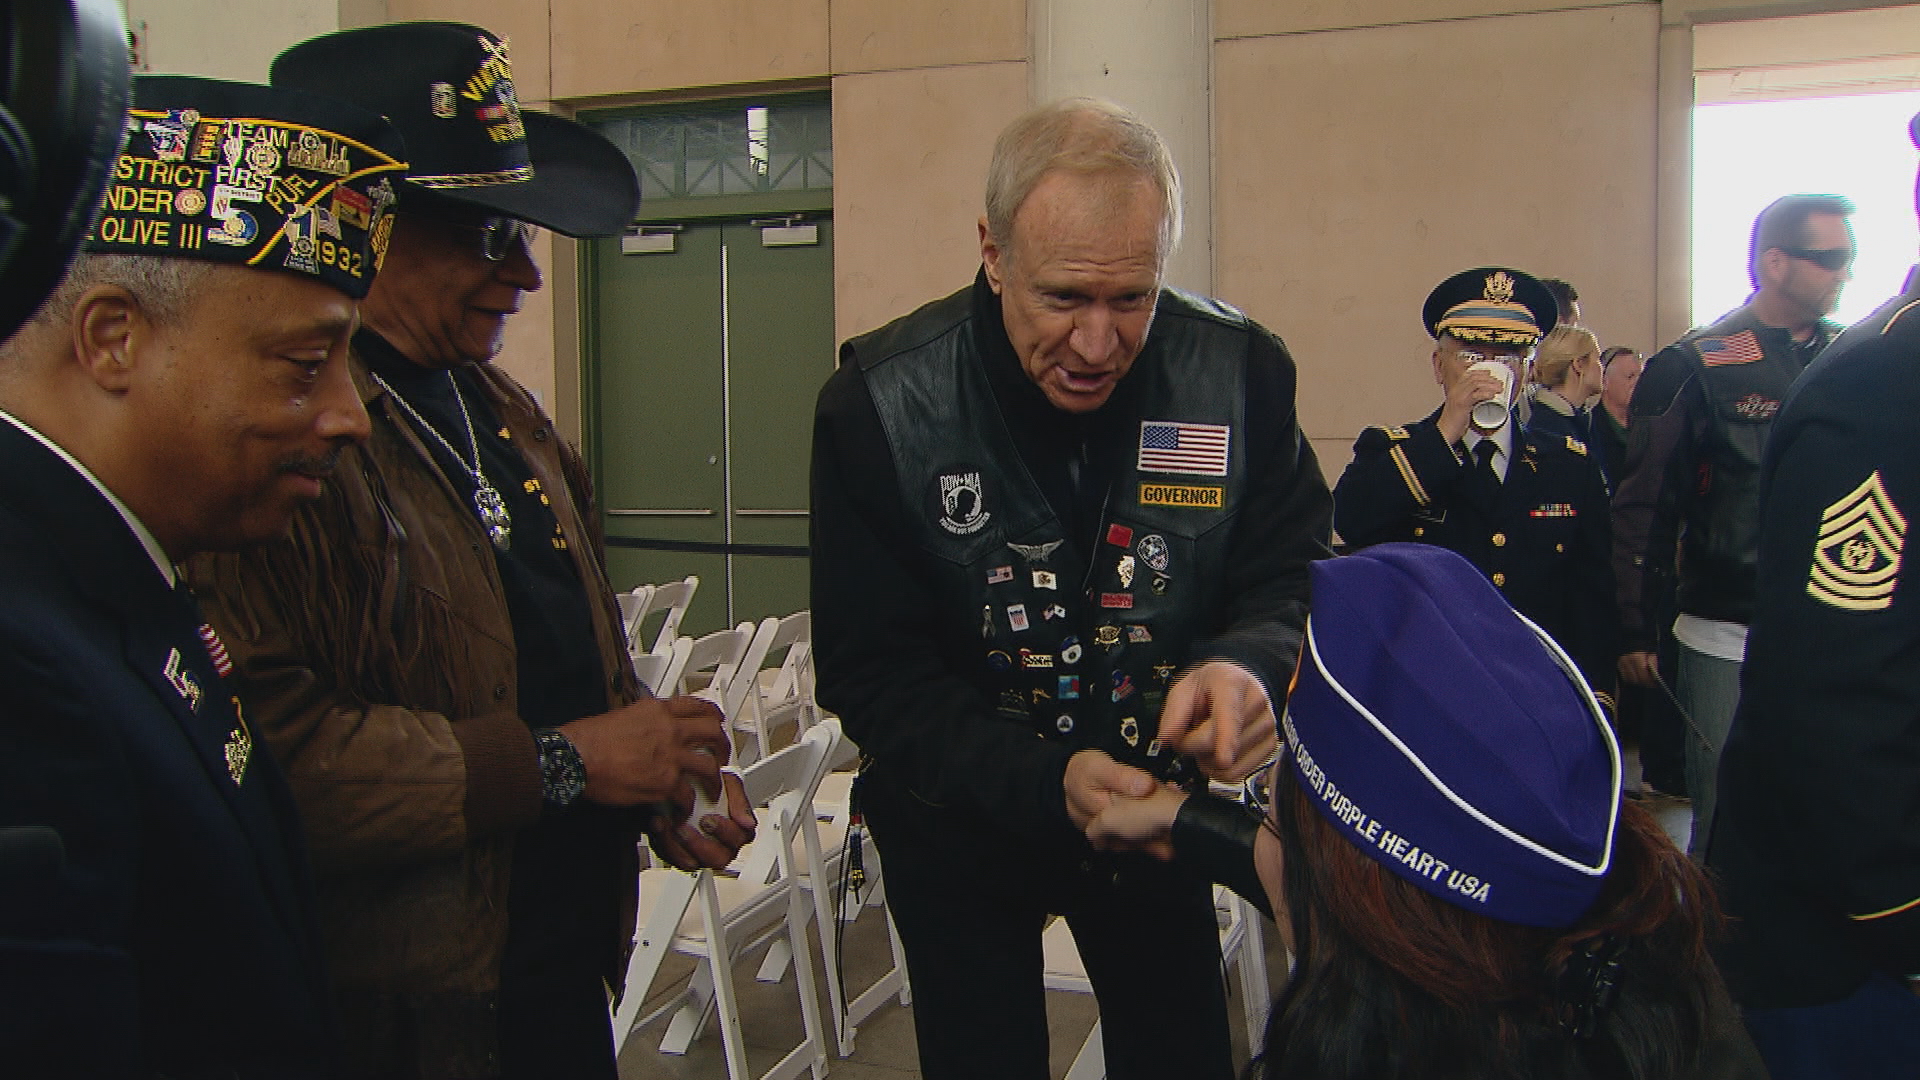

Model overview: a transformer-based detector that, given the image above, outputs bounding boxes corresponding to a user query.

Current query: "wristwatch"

[532,728,587,806]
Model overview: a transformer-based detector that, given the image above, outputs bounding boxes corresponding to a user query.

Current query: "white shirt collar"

[0,409,176,588]
[1463,422,1514,480]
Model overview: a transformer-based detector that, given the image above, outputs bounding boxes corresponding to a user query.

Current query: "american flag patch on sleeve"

[1137,421,1230,477]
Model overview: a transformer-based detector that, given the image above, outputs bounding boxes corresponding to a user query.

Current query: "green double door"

[589,219,834,637]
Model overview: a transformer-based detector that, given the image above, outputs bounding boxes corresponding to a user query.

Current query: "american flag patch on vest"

[1138,421,1230,477]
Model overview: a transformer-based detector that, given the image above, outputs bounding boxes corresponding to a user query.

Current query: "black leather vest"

[854,285,1254,780]
[1678,316,1823,622]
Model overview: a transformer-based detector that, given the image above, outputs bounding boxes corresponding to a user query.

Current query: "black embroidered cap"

[271,22,639,238]
[84,75,408,299]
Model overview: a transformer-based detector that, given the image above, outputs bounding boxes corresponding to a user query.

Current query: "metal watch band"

[532,727,587,806]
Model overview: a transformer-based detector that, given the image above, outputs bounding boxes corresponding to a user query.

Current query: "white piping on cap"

[1300,612,1622,878]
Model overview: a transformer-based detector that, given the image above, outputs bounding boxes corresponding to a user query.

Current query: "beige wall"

[125,0,339,81]
[826,1,1030,343]
[1215,4,1663,475]
[832,63,1031,343]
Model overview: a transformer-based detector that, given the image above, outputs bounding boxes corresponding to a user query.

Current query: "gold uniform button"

[1413,526,1425,538]
[1491,572,1507,587]
[1491,532,1507,547]
[1555,543,1565,553]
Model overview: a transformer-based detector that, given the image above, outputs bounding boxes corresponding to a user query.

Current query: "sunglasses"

[442,215,536,262]
[1777,245,1854,273]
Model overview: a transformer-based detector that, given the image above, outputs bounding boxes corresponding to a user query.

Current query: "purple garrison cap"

[1283,544,1621,928]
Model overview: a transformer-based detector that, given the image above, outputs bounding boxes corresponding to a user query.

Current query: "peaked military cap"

[85,75,408,298]
[1423,266,1559,349]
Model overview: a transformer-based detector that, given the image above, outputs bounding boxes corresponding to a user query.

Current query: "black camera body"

[0,0,131,339]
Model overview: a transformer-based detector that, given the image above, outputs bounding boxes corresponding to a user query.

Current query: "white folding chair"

[627,575,698,693]
[730,611,822,766]
[1043,884,1271,1078]
[806,780,910,1058]
[618,583,655,651]
[653,622,754,705]
[612,720,843,1080]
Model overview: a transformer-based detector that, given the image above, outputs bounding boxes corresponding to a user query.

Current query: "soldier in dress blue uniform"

[1333,267,1616,705]
[0,77,403,1075]
[1705,113,1920,1080]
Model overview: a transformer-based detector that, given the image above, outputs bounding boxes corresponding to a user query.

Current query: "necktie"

[1459,439,1502,510]
[1474,438,1500,484]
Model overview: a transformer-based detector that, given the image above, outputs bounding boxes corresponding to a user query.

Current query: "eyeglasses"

[448,215,536,262]
[1456,348,1533,367]
[1777,246,1854,273]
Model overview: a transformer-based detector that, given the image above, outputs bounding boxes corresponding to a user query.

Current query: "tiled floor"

[615,885,1285,1080]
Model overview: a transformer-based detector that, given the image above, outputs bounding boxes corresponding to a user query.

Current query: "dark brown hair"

[1251,770,1730,1080]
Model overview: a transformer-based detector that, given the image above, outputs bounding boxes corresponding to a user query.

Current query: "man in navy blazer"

[0,77,404,1076]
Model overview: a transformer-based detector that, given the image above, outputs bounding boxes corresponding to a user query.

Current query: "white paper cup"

[1468,359,1514,431]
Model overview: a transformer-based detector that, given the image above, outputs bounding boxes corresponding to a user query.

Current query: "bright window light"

[1692,90,1920,328]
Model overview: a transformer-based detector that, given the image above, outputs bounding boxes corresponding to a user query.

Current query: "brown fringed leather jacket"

[187,349,642,1077]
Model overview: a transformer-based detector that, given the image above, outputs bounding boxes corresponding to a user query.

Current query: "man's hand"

[1065,749,1156,831]
[1436,365,1506,445]
[1084,786,1189,861]
[558,695,730,809]
[1618,650,1660,689]
[1157,661,1277,782]
[645,770,758,871]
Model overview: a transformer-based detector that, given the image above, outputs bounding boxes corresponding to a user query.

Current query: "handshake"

[557,693,758,871]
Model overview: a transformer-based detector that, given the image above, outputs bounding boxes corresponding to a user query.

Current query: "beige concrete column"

[1029,0,1213,294]
[1656,18,1696,347]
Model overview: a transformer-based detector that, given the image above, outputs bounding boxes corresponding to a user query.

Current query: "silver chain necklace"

[369,370,513,551]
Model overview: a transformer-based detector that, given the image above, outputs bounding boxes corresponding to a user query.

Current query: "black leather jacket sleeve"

[1171,794,1272,919]
[1611,343,1702,652]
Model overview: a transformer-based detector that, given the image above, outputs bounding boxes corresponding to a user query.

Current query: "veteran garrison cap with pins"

[271,21,640,238]
[1283,543,1622,928]
[85,75,408,298]
[1423,266,1559,349]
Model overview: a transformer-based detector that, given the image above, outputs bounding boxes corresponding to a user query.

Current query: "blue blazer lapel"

[0,422,318,961]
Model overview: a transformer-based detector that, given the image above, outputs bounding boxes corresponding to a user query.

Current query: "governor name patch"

[1139,482,1223,509]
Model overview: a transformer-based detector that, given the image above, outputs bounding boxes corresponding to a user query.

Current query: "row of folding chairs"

[611,579,910,1078]
[619,577,822,768]
[614,578,1275,1078]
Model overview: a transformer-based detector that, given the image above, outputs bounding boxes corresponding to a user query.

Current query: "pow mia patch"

[1808,470,1906,612]
[934,468,990,536]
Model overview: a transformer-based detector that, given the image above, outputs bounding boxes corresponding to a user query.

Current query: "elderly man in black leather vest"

[811,98,1331,1080]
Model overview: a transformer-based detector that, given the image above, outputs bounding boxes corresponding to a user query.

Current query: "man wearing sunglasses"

[1613,193,1855,857]
[184,24,756,1079]
[1333,267,1617,702]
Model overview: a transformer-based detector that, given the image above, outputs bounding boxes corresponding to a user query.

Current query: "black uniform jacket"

[811,272,1331,842]
[1332,409,1616,703]
[1612,304,1837,651]
[0,420,331,1077]
[1709,267,1920,1009]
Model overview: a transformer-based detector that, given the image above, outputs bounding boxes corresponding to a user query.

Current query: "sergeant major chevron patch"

[1808,471,1906,612]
